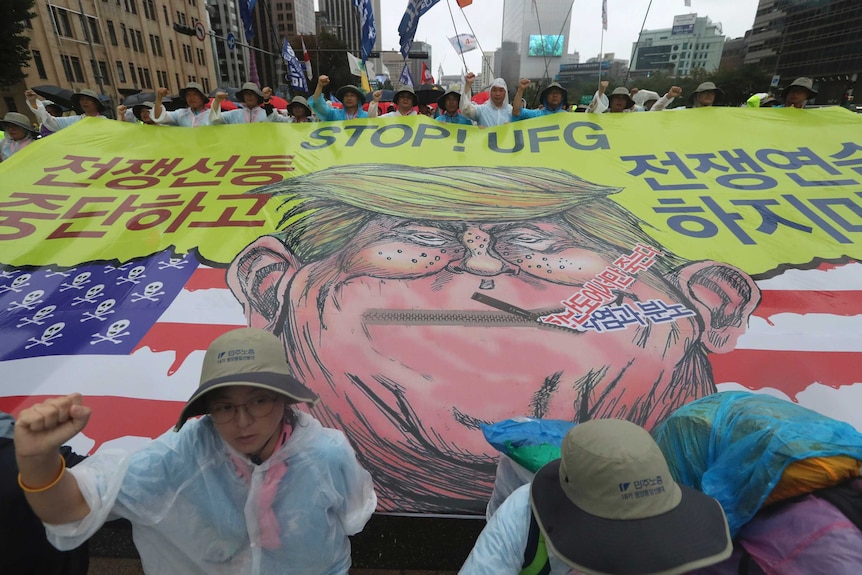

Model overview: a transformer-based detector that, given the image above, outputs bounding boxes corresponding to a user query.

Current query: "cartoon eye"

[500,231,555,250]
[401,231,453,247]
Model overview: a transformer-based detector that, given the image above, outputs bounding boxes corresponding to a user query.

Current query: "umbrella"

[31,85,74,110]
[205,98,238,110]
[365,89,396,103]
[471,91,490,105]
[416,83,446,105]
[122,92,157,106]
[269,96,288,108]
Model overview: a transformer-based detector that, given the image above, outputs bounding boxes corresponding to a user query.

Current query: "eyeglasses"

[207,395,279,424]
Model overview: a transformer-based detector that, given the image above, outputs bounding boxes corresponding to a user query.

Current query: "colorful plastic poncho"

[653,391,862,536]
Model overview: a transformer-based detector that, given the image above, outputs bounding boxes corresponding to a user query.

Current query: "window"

[169,39,175,58]
[202,77,210,93]
[70,56,85,83]
[287,23,294,32]
[50,6,74,37]
[116,60,126,82]
[183,44,192,63]
[139,67,152,89]
[125,0,137,15]
[61,55,74,82]
[143,0,156,20]
[107,20,117,45]
[90,60,110,84]
[129,62,137,85]
[32,50,48,79]
[135,30,144,53]
[150,34,163,56]
[175,73,181,91]
[121,23,129,48]
[163,5,169,25]
[87,17,101,44]
[196,47,205,66]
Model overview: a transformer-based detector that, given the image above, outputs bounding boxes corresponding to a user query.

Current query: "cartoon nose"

[447,229,517,277]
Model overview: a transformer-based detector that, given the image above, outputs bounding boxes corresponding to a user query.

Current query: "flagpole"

[598,27,605,91]
[445,0,469,74]
[624,0,654,86]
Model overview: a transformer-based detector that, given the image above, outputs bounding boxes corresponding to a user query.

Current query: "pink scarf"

[230,422,292,549]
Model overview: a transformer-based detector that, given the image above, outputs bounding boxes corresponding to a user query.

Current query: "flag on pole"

[399,62,414,88]
[347,51,363,76]
[685,0,692,6]
[456,0,473,6]
[352,0,377,62]
[398,0,442,58]
[602,0,608,31]
[301,37,312,79]
[448,33,478,54]
[239,0,257,41]
[438,63,444,84]
[421,61,434,84]
[283,39,308,93]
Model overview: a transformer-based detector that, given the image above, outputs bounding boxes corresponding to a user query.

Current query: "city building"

[317,0,381,55]
[744,0,861,103]
[2,0,217,117]
[719,36,747,71]
[380,42,431,88]
[500,0,574,85]
[630,13,725,77]
[557,53,627,85]
[206,0,252,88]
[247,0,315,92]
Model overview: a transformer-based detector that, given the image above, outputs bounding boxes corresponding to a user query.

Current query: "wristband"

[18,453,66,493]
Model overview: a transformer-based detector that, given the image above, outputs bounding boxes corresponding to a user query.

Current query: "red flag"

[301,37,312,79]
[421,61,434,84]
[456,0,473,6]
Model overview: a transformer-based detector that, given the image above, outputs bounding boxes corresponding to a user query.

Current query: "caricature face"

[96,299,116,314]
[232,213,757,508]
[33,305,57,320]
[22,290,45,305]
[43,322,65,339]
[107,319,130,336]
[85,284,105,298]
[143,281,164,296]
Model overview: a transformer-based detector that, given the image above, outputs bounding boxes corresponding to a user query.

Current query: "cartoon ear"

[673,261,761,354]
[226,236,300,332]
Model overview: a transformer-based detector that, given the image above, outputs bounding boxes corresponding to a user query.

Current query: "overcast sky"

[376,0,760,78]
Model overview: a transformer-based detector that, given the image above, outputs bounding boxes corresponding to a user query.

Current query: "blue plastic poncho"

[653,391,862,536]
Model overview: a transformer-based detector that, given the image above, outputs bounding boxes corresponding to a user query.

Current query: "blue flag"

[283,39,308,93]
[399,62,414,88]
[239,0,257,41]
[352,0,377,63]
[398,0,441,59]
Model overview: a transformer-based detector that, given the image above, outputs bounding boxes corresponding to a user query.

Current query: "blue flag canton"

[0,251,198,361]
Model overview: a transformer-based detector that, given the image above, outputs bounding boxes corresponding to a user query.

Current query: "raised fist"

[318,75,330,87]
[14,394,92,459]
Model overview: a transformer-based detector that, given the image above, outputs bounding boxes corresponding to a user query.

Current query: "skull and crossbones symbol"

[90,319,132,345]
[24,322,65,349]
[16,305,57,328]
[80,298,117,322]
[59,272,92,292]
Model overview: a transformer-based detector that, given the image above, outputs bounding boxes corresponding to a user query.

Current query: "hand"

[215,91,227,102]
[518,78,531,90]
[157,87,169,98]
[117,105,127,115]
[668,86,683,98]
[600,80,609,90]
[465,72,476,85]
[372,90,382,102]
[262,87,273,99]
[318,75,330,87]
[14,394,91,459]
[25,89,38,102]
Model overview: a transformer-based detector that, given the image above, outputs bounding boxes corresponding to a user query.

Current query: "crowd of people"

[1,73,831,162]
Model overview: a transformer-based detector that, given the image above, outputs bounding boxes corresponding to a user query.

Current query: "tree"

[314,32,354,96]
[0,0,36,89]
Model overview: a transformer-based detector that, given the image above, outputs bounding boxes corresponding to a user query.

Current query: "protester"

[782,77,818,109]
[648,85,684,111]
[210,82,282,124]
[418,103,435,117]
[26,88,108,132]
[284,96,316,123]
[153,82,211,127]
[687,82,724,108]
[1,411,90,574]
[371,86,418,118]
[587,82,637,113]
[14,327,377,574]
[41,100,64,118]
[459,419,732,574]
[310,76,369,121]
[459,72,513,126]
[0,112,38,161]
[633,89,661,111]
[746,93,780,108]
[512,80,568,120]
[116,102,156,125]
[435,89,473,125]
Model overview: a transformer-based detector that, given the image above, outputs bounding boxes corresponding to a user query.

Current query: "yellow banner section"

[2,107,861,274]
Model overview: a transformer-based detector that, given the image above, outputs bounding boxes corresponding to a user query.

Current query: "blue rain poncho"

[45,411,376,574]
[653,391,862,536]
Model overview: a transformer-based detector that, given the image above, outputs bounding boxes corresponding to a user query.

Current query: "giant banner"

[2,109,861,513]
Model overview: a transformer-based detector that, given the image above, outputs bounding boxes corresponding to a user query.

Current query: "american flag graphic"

[2,250,861,453]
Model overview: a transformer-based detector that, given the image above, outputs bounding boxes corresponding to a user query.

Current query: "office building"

[248,0,315,91]
[500,0,574,85]
[207,0,252,88]
[630,14,725,77]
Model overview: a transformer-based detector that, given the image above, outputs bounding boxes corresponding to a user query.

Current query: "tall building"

[317,0,381,53]
[500,0,574,85]
[207,0,252,88]
[480,51,495,91]
[380,42,431,88]
[1,0,217,117]
[248,0,315,92]
[630,14,725,77]
[744,0,862,103]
